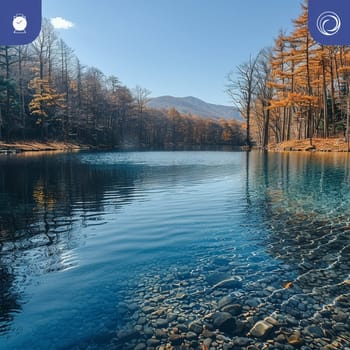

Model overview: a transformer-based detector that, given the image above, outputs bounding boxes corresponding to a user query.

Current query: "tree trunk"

[322,57,328,138]
[263,108,270,150]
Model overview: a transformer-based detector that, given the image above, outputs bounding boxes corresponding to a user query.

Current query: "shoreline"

[1,138,350,154]
[0,141,89,155]
[268,138,350,153]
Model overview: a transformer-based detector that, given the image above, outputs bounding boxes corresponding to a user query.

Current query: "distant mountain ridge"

[148,96,243,121]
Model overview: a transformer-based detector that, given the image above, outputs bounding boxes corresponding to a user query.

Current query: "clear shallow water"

[0,151,349,349]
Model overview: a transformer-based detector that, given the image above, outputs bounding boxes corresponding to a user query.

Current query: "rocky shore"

[109,212,350,350]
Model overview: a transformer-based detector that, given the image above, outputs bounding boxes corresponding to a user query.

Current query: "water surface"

[0,151,349,349]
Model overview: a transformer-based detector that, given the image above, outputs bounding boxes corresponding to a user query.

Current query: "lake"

[0,151,349,349]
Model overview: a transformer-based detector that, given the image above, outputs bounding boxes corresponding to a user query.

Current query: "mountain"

[147,96,243,121]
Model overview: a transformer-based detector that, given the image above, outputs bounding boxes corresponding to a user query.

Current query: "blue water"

[0,151,349,349]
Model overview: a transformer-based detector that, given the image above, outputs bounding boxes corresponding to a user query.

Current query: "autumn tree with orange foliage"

[229,1,350,149]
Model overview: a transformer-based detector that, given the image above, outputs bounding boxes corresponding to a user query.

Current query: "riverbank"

[269,138,350,152]
[2,139,350,154]
[0,141,88,154]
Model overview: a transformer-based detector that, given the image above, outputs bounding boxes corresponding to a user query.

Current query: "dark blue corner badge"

[0,0,42,45]
[309,0,350,45]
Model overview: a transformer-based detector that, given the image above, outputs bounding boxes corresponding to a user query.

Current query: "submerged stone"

[222,303,243,316]
[304,325,323,338]
[206,272,231,286]
[116,329,139,342]
[287,330,304,346]
[212,312,236,335]
[155,318,168,328]
[185,331,197,340]
[249,320,273,338]
[188,321,203,334]
[169,333,183,345]
[234,337,252,346]
[218,295,234,309]
[264,316,279,326]
[212,277,242,290]
[142,306,155,314]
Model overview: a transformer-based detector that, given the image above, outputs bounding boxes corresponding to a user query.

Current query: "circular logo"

[316,11,341,36]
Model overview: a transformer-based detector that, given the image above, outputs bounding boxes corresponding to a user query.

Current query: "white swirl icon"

[317,11,341,36]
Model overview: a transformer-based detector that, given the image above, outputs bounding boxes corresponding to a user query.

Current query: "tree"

[0,46,19,138]
[254,48,273,149]
[28,70,64,137]
[133,85,151,116]
[227,53,260,149]
[133,85,151,145]
[16,45,30,137]
[58,39,75,139]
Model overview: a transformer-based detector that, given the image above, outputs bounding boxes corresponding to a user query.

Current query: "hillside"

[148,96,243,121]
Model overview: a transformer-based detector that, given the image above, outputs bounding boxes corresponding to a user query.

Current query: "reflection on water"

[0,151,349,349]
[0,153,140,333]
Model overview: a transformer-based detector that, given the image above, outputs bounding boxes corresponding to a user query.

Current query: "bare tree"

[133,85,151,116]
[16,45,29,136]
[58,39,75,139]
[31,18,57,81]
[226,53,260,150]
[133,85,151,144]
[254,48,273,150]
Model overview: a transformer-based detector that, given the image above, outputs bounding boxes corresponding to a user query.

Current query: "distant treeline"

[0,19,244,149]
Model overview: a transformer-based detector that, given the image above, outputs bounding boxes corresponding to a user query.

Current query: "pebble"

[218,296,234,309]
[203,337,212,348]
[206,272,231,286]
[287,330,304,346]
[249,320,273,338]
[212,312,236,335]
[245,298,261,308]
[127,303,138,311]
[264,316,279,326]
[333,311,347,322]
[176,293,187,300]
[142,306,155,314]
[137,317,146,325]
[155,318,168,328]
[147,338,161,347]
[212,277,243,290]
[188,321,203,334]
[167,313,178,322]
[185,331,197,340]
[169,333,182,345]
[304,325,324,338]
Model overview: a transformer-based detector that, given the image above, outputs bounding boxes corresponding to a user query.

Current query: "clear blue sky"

[43,0,302,105]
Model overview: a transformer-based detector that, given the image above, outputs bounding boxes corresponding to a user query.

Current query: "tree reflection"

[0,264,20,333]
[0,153,140,333]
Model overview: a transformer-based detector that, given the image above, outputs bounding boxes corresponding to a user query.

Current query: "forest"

[0,19,244,149]
[227,2,350,149]
[3,2,347,151]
